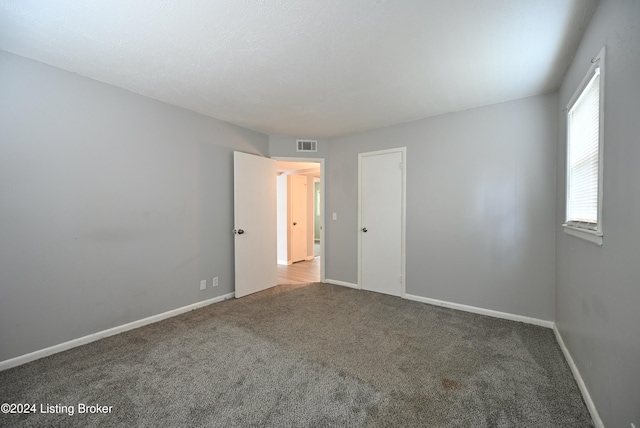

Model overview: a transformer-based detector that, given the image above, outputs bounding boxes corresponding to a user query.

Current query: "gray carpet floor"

[0,283,593,427]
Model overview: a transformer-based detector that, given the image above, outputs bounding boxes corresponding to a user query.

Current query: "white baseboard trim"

[553,325,604,428]
[325,279,360,289]
[404,293,554,329]
[0,292,235,372]
[277,260,292,266]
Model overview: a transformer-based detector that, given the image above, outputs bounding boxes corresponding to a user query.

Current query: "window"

[563,46,605,245]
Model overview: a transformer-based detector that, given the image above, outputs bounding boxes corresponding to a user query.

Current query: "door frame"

[273,156,326,283]
[357,147,407,296]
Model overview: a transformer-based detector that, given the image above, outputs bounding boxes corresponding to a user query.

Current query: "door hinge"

[399,274,403,283]
[399,162,404,170]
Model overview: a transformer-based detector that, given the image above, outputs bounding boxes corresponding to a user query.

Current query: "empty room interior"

[0,1,639,427]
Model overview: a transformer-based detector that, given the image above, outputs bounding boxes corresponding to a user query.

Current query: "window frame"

[563,46,605,246]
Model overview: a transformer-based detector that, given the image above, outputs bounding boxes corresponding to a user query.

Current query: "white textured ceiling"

[0,0,597,138]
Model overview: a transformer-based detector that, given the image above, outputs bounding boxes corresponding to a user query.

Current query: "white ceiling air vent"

[296,140,317,152]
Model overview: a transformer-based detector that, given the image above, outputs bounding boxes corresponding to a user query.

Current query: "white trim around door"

[273,157,326,283]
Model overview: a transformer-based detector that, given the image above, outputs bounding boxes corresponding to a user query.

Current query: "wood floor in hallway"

[277,257,320,284]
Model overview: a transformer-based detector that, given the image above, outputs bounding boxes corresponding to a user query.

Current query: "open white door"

[289,174,308,263]
[234,151,277,298]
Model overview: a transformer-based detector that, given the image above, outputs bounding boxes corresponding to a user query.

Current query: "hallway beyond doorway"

[277,257,319,284]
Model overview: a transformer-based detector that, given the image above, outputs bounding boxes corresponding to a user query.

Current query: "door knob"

[293,222,297,226]
[234,229,244,235]
[362,227,368,232]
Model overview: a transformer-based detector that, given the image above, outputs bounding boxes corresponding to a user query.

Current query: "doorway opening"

[275,159,323,285]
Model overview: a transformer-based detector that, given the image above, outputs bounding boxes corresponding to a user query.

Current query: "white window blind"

[567,68,600,229]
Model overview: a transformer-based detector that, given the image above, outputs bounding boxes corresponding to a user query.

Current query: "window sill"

[562,224,603,246]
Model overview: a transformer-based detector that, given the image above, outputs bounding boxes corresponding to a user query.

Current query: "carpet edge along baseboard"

[0,292,235,371]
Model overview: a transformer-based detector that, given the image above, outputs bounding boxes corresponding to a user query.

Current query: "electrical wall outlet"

[213,277,219,287]
[200,280,206,290]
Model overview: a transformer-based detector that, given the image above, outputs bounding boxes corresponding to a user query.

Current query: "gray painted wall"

[0,51,269,361]
[327,94,558,321]
[555,1,640,426]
